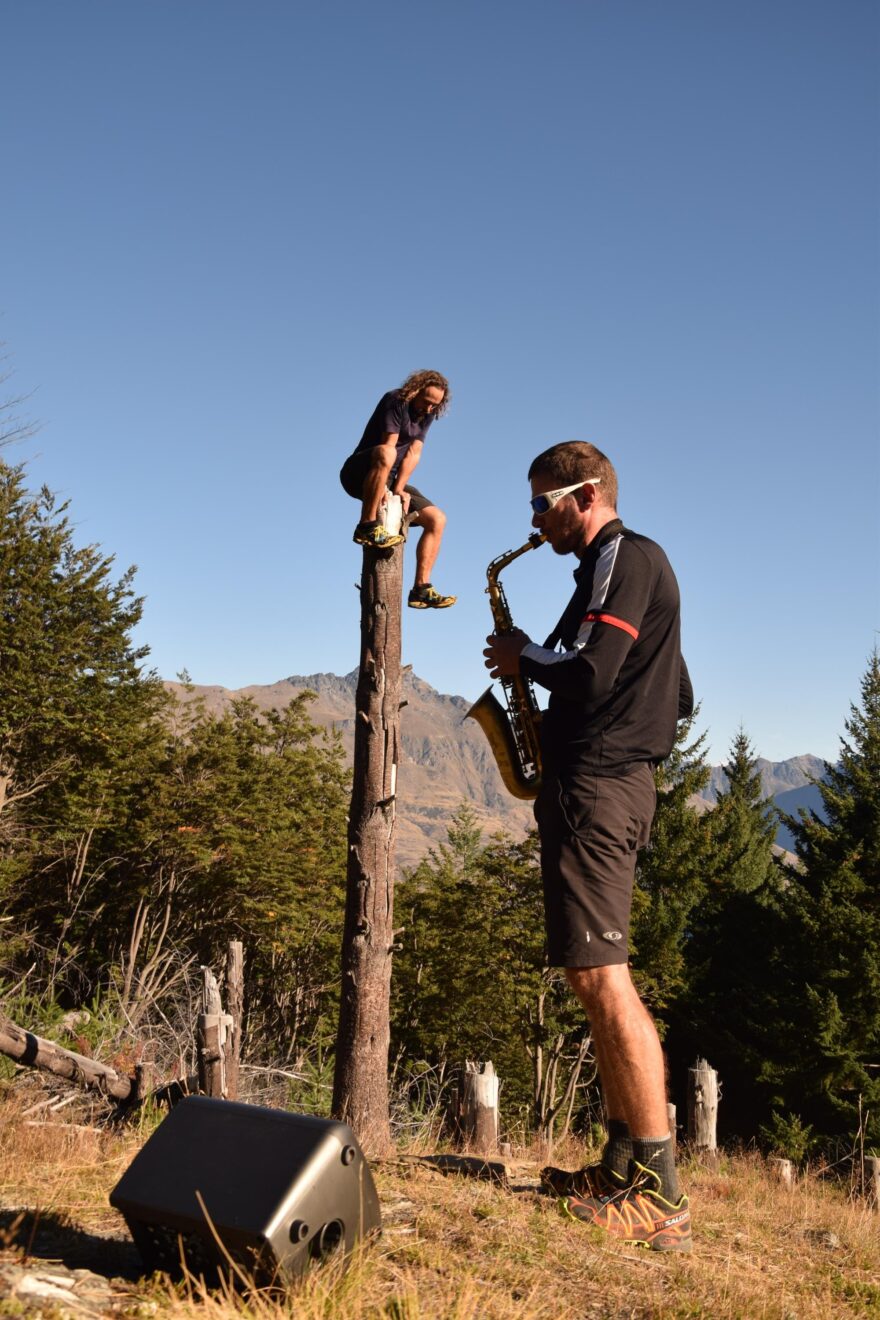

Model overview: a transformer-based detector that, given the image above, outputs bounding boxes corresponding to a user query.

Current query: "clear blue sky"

[3,0,878,764]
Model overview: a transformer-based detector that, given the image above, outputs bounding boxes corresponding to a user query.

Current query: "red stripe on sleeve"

[583,611,640,640]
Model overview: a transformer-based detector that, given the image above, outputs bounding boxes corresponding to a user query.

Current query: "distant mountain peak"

[166,668,824,868]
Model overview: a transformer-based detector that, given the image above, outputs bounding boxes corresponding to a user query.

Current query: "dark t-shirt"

[354,390,435,466]
[519,519,693,777]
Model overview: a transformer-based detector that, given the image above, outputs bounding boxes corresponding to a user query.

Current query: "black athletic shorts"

[339,449,433,515]
[534,762,656,968]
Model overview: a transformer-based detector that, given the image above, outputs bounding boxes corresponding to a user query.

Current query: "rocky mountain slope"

[165,669,535,872]
[165,671,825,869]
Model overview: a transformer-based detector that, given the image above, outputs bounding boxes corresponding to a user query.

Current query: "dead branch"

[0,1015,133,1101]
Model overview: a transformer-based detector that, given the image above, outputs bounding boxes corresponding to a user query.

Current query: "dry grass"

[1,1090,878,1319]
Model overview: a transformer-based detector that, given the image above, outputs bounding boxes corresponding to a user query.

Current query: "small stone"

[801,1227,840,1248]
[16,1273,76,1302]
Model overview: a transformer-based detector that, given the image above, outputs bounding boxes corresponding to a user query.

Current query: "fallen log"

[0,1017,133,1102]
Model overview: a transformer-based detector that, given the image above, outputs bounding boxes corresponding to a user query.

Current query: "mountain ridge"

[164,670,825,869]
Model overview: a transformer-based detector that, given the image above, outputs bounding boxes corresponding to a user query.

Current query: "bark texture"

[0,1016,133,1101]
[687,1056,720,1151]
[332,543,403,1155]
[458,1061,499,1154]
[224,939,244,1101]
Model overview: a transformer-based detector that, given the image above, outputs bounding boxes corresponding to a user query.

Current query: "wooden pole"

[865,1155,880,1210]
[772,1158,794,1188]
[687,1057,719,1152]
[134,1061,155,1102]
[197,966,229,1098]
[458,1061,500,1154]
[225,940,244,1101]
[667,1102,677,1154]
[332,538,404,1156]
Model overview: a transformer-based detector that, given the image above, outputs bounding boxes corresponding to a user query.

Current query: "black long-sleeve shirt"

[519,519,693,777]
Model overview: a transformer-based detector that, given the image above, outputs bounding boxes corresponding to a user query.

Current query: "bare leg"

[590,1033,627,1124]
[408,505,447,587]
[566,964,669,1138]
[360,445,397,523]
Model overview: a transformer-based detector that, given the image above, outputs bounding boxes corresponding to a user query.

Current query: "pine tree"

[629,711,715,1016]
[0,458,350,1061]
[0,459,169,986]
[711,729,778,894]
[667,728,783,1134]
[103,690,350,1053]
[769,653,880,1142]
[392,806,589,1134]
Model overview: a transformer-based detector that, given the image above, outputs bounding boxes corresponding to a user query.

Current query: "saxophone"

[465,532,546,800]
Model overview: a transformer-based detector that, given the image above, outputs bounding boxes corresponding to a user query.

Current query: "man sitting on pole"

[340,370,456,609]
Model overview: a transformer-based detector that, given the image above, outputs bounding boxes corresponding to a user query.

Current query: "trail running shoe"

[560,1162,692,1253]
[353,521,405,549]
[408,584,456,609]
[540,1162,628,1199]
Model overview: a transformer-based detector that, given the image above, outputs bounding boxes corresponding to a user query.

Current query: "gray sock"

[632,1135,680,1203]
[602,1118,634,1179]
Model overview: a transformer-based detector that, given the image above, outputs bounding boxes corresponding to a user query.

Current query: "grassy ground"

[1,1095,878,1318]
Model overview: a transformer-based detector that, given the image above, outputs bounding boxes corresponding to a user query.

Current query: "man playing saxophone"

[482,440,694,1252]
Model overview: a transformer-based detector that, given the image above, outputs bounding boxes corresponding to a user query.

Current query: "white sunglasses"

[530,478,602,515]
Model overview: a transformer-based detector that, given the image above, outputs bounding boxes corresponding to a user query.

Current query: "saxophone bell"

[467,686,541,800]
[465,532,546,801]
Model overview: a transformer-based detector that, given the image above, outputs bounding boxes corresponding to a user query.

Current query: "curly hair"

[399,369,451,417]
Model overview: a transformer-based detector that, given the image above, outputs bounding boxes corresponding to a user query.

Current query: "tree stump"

[772,1157,794,1188]
[332,539,405,1156]
[458,1061,499,1155]
[134,1062,155,1103]
[687,1057,719,1156]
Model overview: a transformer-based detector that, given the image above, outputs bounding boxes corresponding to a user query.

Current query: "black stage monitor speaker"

[110,1096,381,1284]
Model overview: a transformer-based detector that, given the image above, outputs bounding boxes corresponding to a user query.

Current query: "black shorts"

[534,763,656,968]
[339,449,433,515]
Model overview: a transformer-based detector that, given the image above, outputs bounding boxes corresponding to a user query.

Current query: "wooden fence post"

[197,966,233,1099]
[865,1155,880,1210]
[667,1102,677,1154]
[458,1061,499,1155]
[224,940,244,1101]
[772,1158,794,1188]
[134,1061,155,1103]
[687,1057,719,1155]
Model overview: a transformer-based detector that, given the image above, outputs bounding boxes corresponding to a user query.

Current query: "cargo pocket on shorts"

[558,774,599,841]
[624,812,641,853]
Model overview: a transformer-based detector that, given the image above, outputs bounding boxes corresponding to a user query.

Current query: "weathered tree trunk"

[197,966,230,1098]
[134,1061,155,1102]
[332,541,404,1156]
[687,1056,719,1152]
[224,940,244,1101]
[458,1061,500,1154]
[864,1155,880,1210]
[0,1016,133,1101]
[772,1157,794,1188]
